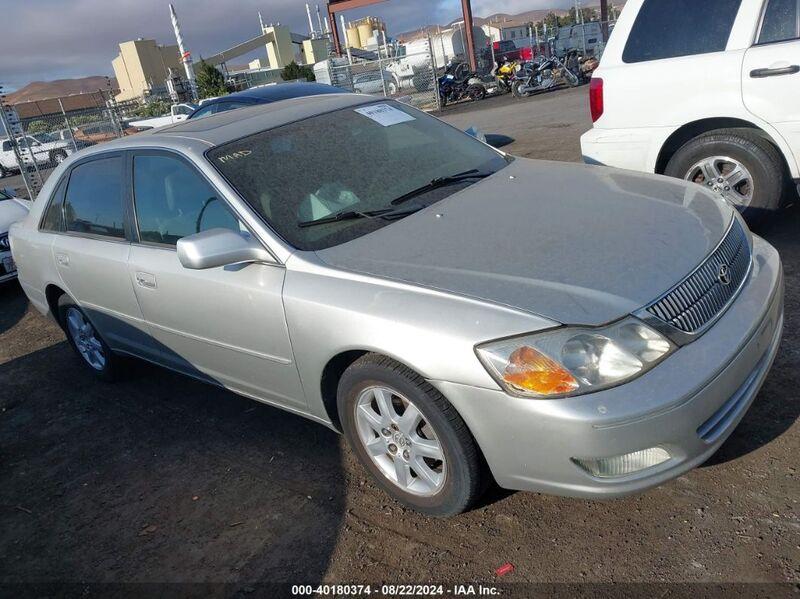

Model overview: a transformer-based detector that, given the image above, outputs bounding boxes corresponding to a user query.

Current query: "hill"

[5,76,118,105]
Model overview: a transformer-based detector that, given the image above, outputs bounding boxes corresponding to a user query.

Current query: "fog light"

[572,447,671,478]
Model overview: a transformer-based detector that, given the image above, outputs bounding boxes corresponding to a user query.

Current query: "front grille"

[646,219,751,334]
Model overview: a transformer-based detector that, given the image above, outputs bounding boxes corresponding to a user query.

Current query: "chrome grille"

[645,219,751,334]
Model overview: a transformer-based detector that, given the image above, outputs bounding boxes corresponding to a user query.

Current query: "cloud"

[0,0,575,90]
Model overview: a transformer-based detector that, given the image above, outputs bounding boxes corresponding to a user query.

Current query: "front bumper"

[432,235,783,498]
[0,249,17,283]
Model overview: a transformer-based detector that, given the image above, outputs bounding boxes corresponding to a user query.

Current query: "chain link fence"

[0,92,141,199]
[322,42,440,112]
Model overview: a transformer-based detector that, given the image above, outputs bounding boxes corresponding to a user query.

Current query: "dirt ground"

[1,87,798,594]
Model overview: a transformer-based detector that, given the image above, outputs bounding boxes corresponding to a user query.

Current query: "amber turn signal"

[502,346,579,396]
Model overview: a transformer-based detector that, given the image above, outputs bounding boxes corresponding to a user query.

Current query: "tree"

[26,120,53,134]
[542,12,561,34]
[280,61,316,82]
[196,60,228,99]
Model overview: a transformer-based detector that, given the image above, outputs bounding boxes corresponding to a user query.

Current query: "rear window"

[758,0,800,44]
[63,157,126,239]
[623,0,743,63]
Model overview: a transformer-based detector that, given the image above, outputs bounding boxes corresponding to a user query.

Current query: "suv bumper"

[432,235,783,498]
[580,126,675,173]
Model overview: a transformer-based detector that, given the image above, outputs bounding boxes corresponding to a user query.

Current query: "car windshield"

[208,101,510,251]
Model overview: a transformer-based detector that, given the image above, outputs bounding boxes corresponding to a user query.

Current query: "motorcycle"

[511,52,581,98]
[494,58,518,94]
[438,69,487,106]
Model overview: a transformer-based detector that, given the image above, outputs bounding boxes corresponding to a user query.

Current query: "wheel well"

[655,118,785,175]
[320,350,369,431]
[45,284,66,324]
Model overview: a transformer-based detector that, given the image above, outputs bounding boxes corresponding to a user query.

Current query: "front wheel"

[51,150,68,165]
[338,354,486,517]
[665,129,786,227]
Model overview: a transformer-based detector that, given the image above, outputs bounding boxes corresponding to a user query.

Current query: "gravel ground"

[1,87,798,592]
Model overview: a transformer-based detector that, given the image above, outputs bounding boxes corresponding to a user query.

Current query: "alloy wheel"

[354,385,446,497]
[685,156,754,208]
[66,307,106,371]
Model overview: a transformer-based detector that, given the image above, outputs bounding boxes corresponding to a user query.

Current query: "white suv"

[581,0,799,223]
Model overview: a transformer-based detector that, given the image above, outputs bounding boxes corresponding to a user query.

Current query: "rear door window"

[758,0,800,44]
[623,0,744,63]
[63,156,126,239]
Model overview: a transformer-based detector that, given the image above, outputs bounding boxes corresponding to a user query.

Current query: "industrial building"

[111,39,182,102]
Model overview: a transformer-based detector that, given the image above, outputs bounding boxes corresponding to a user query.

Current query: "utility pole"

[169,4,197,101]
[460,0,477,72]
[600,0,610,42]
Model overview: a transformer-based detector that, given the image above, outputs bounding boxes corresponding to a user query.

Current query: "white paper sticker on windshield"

[354,104,416,127]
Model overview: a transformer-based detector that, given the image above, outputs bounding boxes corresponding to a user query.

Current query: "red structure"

[327,0,478,70]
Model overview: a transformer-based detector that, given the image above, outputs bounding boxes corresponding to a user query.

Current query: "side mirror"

[177,228,273,270]
[464,126,487,143]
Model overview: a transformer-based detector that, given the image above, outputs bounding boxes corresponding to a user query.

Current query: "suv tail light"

[589,78,604,123]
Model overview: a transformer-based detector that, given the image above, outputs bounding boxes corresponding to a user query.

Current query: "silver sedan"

[10,94,783,516]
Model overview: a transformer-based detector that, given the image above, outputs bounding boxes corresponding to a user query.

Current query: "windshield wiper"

[298,205,427,228]
[298,208,392,228]
[390,170,494,206]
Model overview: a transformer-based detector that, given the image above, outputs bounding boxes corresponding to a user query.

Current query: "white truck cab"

[581,0,800,223]
[129,103,197,130]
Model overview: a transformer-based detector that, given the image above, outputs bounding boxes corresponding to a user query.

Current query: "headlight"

[475,317,674,399]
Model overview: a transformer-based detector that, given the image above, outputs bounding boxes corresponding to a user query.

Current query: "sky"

[1,0,578,91]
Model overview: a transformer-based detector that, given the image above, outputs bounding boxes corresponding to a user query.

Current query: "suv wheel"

[665,129,786,225]
[58,295,118,381]
[338,354,486,517]
[50,150,67,165]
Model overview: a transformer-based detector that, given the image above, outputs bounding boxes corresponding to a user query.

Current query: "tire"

[664,129,786,227]
[50,150,67,165]
[565,70,580,87]
[338,354,486,517]
[58,295,119,382]
[511,79,527,98]
[467,84,486,102]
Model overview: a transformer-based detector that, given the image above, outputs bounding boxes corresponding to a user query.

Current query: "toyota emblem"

[717,263,732,286]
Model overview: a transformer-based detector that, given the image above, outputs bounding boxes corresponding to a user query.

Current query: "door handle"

[55,253,69,267]
[750,65,800,78]
[135,272,157,289]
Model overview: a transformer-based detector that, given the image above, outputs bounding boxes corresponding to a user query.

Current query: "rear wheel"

[338,354,485,517]
[665,129,786,226]
[467,84,486,102]
[511,80,527,98]
[58,295,119,381]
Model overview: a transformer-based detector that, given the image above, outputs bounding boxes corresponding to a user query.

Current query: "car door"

[742,0,800,170]
[126,150,305,409]
[51,153,154,355]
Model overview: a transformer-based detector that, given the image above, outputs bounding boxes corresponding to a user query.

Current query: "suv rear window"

[623,0,743,63]
[758,0,800,44]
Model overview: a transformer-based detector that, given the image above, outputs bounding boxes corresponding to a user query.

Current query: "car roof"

[83,93,378,151]
[197,82,346,107]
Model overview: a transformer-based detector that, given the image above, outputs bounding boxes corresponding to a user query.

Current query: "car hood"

[0,198,30,234]
[316,159,733,325]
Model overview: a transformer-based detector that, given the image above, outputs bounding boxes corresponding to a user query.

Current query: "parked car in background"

[1,136,76,177]
[0,187,30,283]
[129,103,197,130]
[352,70,400,95]
[10,95,783,517]
[187,82,346,120]
[581,0,800,225]
[32,129,94,151]
[73,121,137,145]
